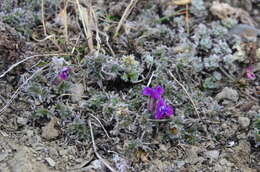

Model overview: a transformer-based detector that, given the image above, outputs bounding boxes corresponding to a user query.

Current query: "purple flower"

[154,98,174,119]
[143,85,164,99]
[246,65,255,80]
[58,67,71,80]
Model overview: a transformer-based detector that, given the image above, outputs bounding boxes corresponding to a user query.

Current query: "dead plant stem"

[89,113,110,139]
[88,119,116,172]
[168,71,201,120]
[113,0,138,38]
[0,53,69,79]
[41,0,47,35]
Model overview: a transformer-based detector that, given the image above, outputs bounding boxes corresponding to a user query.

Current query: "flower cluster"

[143,85,174,119]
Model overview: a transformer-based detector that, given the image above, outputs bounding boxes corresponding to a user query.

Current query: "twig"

[146,71,154,87]
[87,119,116,172]
[0,64,49,115]
[0,53,69,78]
[113,0,138,38]
[168,71,201,120]
[89,113,110,139]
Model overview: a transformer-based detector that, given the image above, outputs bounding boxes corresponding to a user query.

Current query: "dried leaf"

[135,149,149,163]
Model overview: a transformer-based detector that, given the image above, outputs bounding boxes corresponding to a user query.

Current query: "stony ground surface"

[0,0,260,172]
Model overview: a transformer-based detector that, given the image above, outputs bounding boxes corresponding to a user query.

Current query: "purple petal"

[246,65,253,73]
[247,73,256,80]
[165,105,174,117]
[157,98,165,107]
[58,67,71,80]
[246,65,255,80]
[151,85,164,99]
[143,87,153,96]
[154,108,163,119]
[155,85,164,95]
[154,99,165,119]
[154,98,174,119]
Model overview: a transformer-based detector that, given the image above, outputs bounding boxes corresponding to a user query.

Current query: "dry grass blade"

[89,113,110,139]
[88,119,116,172]
[113,0,139,38]
[185,4,190,34]
[41,0,47,35]
[168,71,201,120]
[75,0,94,53]
[62,0,69,42]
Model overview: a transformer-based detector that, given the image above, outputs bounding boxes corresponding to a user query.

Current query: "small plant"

[121,55,142,83]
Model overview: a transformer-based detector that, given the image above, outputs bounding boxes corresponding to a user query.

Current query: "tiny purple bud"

[246,65,255,80]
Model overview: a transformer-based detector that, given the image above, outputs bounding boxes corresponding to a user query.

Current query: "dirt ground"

[0,0,259,172]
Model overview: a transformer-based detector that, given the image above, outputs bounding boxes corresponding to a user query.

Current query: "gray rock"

[216,87,239,102]
[41,118,60,140]
[204,150,220,160]
[17,117,28,126]
[0,152,8,161]
[238,117,250,128]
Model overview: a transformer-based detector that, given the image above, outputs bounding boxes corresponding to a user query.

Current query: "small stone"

[159,144,167,152]
[70,83,84,102]
[227,141,235,147]
[221,123,228,129]
[216,87,239,102]
[41,118,60,140]
[175,160,185,168]
[204,150,220,160]
[238,117,250,129]
[0,152,8,161]
[26,130,34,137]
[45,157,56,167]
[17,117,28,126]
[59,149,67,156]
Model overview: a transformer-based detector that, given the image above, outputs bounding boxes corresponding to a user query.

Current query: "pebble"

[45,157,56,167]
[17,117,28,126]
[216,87,239,102]
[204,150,220,160]
[0,152,8,161]
[238,117,250,129]
[41,118,60,140]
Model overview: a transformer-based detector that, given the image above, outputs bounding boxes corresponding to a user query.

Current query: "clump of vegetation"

[0,0,259,171]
